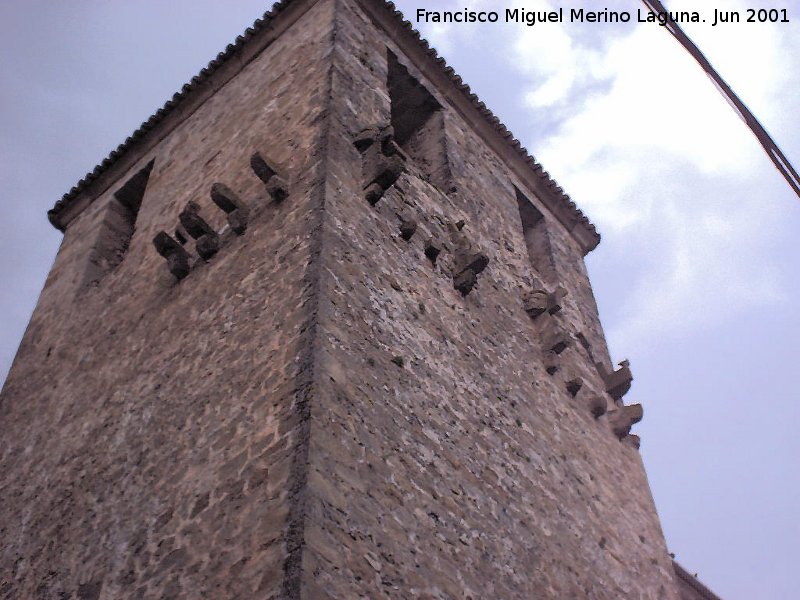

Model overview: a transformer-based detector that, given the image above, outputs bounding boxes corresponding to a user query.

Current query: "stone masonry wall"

[301,0,680,598]
[0,1,334,598]
[2,1,683,598]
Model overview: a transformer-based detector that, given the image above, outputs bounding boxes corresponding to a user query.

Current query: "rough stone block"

[608,404,644,439]
[266,175,289,203]
[179,201,216,239]
[399,219,417,241]
[373,155,406,190]
[424,237,442,263]
[547,333,571,355]
[250,151,278,185]
[622,434,641,450]
[587,395,607,418]
[210,182,246,214]
[547,286,568,314]
[227,208,249,236]
[365,182,384,205]
[544,359,559,376]
[353,127,380,152]
[455,252,489,277]
[453,268,478,296]
[566,378,583,398]
[179,202,219,260]
[523,289,549,320]
[601,360,633,401]
[153,231,190,280]
[195,233,220,261]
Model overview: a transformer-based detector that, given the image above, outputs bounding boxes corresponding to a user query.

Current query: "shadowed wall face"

[0,1,335,597]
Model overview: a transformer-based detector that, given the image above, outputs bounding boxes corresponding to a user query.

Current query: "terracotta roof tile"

[48,0,600,250]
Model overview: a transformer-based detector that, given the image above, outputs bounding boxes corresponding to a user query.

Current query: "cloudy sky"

[1,1,797,597]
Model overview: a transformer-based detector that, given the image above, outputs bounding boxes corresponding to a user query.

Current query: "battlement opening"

[387,51,452,191]
[81,159,154,288]
[515,185,557,284]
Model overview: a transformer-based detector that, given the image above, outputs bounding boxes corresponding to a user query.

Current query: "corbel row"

[522,282,642,448]
[153,152,289,280]
[354,127,491,297]
[354,125,407,206]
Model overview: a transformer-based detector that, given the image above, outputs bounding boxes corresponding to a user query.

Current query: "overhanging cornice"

[48,0,600,254]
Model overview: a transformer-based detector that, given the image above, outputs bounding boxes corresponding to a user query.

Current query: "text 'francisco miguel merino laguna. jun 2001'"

[415,7,791,27]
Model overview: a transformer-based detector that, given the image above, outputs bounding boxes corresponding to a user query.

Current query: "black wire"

[640,0,800,199]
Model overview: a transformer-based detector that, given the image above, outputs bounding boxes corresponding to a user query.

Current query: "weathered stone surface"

[398,218,417,241]
[601,359,634,401]
[364,181,383,205]
[453,267,478,296]
[423,236,442,263]
[226,207,249,235]
[566,377,583,397]
[251,152,289,203]
[178,200,215,238]
[609,404,645,439]
[352,126,380,152]
[1,2,334,597]
[210,182,246,214]
[623,434,642,450]
[250,151,278,185]
[179,202,219,261]
[523,288,549,319]
[153,231,190,280]
[588,394,608,418]
[265,174,289,203]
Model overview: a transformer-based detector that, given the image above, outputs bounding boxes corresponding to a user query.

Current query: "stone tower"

[0,1,714,598]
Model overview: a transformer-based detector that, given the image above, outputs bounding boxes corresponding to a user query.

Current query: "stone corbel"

[250,152,289,203]
[597,359,633,401]
[210,183,249,235]
[179,201,219,261]
[449,221,490,296]
[607,403,643,439]
[622,434,641,450]
[354,126,406,205]
[538,313,572,355]
[566,377,583,398]
[153,231,190,280]
[587,395,607,418]
[523,286,567,320]
[424,237,443,263]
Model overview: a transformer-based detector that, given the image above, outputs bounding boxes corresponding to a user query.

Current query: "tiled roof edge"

[673,561,721,600]
[47,0,296,230]
[49,0,600,252]
[379,0,599,250]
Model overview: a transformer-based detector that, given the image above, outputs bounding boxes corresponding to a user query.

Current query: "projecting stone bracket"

[544,355,560,376]
[452,252,489,296]
[587,395,608,418]
[566,377,583,398]
[210,183,249,235]
[538,314,572,355]
[448,220,490,296]
[597,359,634,401]
[354,125,406,205]
[153,231,190,280]
[424,237,443,263]
[250,152,289,203]
[523,286,567,320]
[179,201,219,261]
[622,434,641,450]
[607,403,643,439]
[399,218,418,241]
